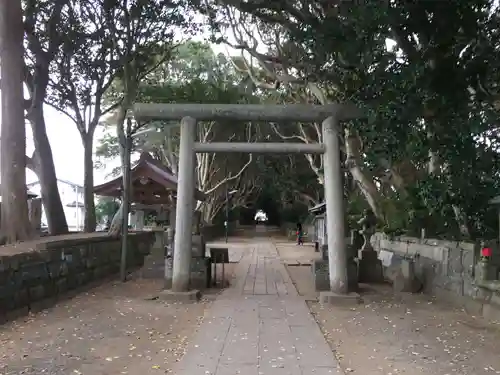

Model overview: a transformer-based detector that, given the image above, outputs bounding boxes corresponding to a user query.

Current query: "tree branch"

[204,154,253,195]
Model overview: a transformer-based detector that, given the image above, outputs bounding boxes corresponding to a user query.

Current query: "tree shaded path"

[174,239,343,375]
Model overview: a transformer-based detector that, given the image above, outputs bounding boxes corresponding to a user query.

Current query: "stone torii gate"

[133,103,363,297]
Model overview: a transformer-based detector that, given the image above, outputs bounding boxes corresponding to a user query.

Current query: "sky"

[25,107,110,185]
[0,103,111,186]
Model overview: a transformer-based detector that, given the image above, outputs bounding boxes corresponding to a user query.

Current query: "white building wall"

[314,214,327,246]
[28,180,85,231]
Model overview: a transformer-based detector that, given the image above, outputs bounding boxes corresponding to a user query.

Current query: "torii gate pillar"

[171,116,197,293]
[322,116,348,294]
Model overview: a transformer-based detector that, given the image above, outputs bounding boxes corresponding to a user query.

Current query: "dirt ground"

[276,241,500,375]
[0,264,236,375]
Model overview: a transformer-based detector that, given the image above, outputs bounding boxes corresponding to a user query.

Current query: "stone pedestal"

[393,258,422,293]
[192,234,206,257]
[159,289,201,302]
[164,256,174,288]
[319,291,362,305]
[355,227,384,283]
[358,249,384,283]
[347,258,359,291]
[475,259,497,283]
[321,244,328,261]
[164,256,210,289]
[189,257,211,289]
[164,233,207,288]
[313,259,358,292]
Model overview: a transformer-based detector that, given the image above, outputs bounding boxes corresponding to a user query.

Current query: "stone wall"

[0,232,154,323]
[371,232,500,320]
[372,232,479,296]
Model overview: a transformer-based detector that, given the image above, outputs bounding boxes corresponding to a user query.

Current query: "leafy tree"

[24,0,73,235]
[95,197,120,225]
[197,0,500,239]
[47,0,193,232]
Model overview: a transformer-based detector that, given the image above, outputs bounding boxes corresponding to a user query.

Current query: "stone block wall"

[0,232,154,323]
[371,233,500,320]
[372,233,479,298]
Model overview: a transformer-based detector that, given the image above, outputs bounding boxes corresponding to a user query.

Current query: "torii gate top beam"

[133,103,363,123]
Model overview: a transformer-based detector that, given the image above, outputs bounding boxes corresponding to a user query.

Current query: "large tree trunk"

[107,110,129,237]
[0,0,32,242]
[201,200,215,225]
[30,105,69,234]
[28,198,42,234]
[108,201,124,237]
[344,128,384,220]
[82,133,96,232]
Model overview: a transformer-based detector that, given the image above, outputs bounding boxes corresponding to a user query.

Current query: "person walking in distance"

[296,222,304,245]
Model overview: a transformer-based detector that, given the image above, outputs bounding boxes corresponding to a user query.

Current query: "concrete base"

[319,291,363,306]
[163,256,210,290]
[313,259,359,293]
[358,250,384,283]
[474,261,497,283]
[393,259,422,293]
[321,244,328,261]
[159,289,202,302]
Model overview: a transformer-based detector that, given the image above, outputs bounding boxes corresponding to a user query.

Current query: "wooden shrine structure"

[93,152,205,205]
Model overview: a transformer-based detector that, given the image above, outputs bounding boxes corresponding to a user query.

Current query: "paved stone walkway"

[173,240,343,375]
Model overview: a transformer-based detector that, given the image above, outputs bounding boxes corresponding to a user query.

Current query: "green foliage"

[92,2,500,238]
[45,0,196,121]
[95,197,120,224]
[197,0,500,239]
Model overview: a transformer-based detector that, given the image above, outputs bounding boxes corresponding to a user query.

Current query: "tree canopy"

[96,41,321,224]
[0,0,499,242]
[189,0,500,239]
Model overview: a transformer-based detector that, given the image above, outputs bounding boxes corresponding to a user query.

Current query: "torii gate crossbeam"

[193,142,325,154]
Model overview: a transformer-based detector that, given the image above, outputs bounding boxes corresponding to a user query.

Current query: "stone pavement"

[173,240,343,375]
